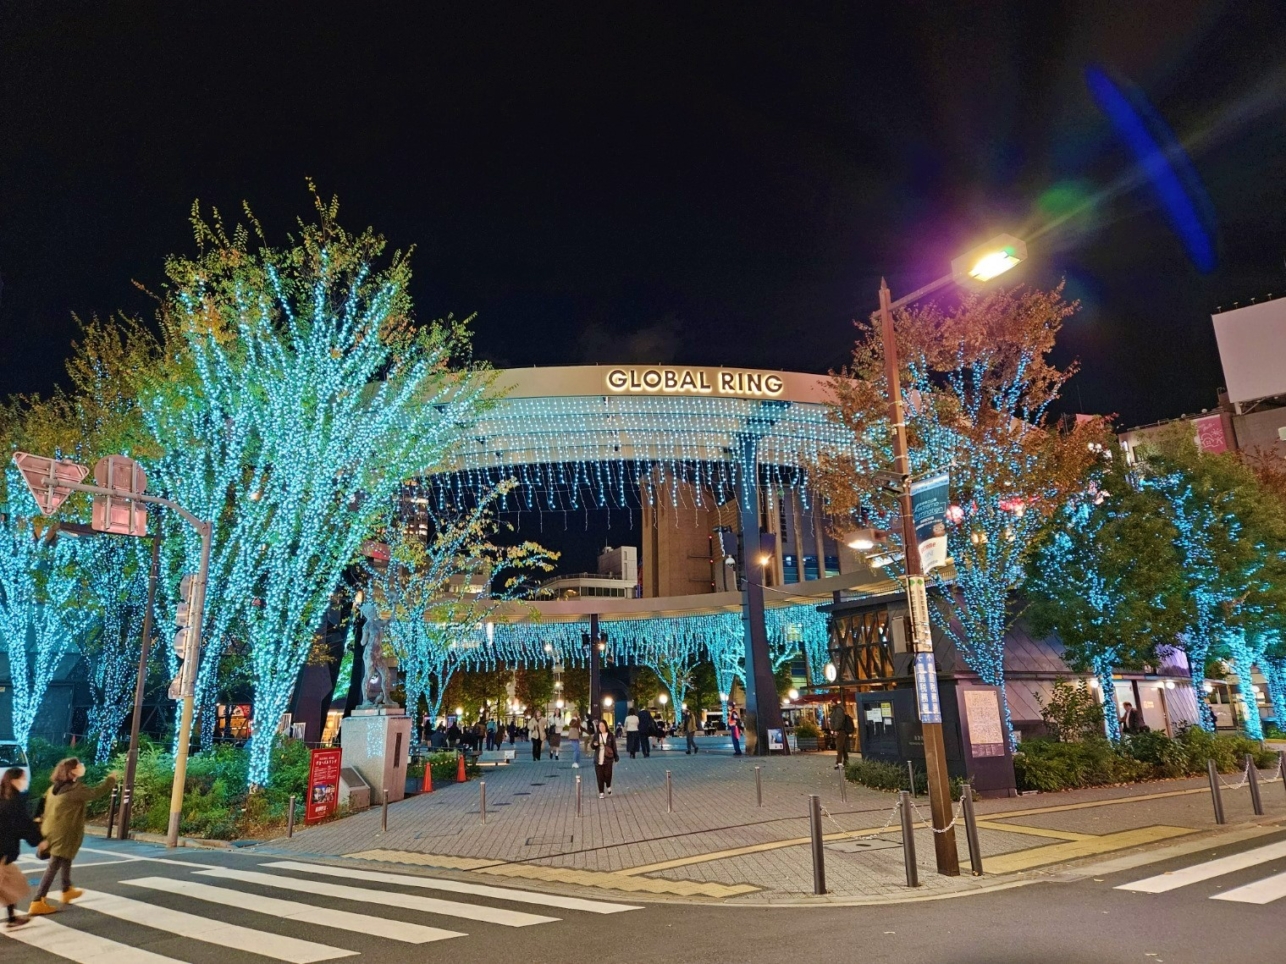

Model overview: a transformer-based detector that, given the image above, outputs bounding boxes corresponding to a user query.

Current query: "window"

[828,608,896,684]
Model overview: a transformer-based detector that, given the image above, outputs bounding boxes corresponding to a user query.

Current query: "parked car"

[0,741,30,785]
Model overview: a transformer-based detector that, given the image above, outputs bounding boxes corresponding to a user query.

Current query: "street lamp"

[602,695,613,707]
[872,231,1026,878]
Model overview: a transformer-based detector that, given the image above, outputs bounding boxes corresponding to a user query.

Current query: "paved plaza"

[254,739,1286,904]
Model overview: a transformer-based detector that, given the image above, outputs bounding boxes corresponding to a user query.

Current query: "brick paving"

[255,741,1286,902]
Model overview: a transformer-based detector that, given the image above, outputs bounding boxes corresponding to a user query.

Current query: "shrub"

[844,760,967,800]
[1035,678,1105,743]
[794,719,821,739]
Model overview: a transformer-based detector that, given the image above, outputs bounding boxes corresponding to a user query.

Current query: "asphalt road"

[4,829,1285,964]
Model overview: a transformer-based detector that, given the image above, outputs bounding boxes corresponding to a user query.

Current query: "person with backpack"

[683,709,699,754]
[835,710,856,769]
[0,768,42,929]
[636,706,656,758]
[28,758,117,916]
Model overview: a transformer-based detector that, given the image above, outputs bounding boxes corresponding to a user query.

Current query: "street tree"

[818,285,1102,741]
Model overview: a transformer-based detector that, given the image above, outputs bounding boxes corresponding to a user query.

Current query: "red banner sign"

[305,748,343,824]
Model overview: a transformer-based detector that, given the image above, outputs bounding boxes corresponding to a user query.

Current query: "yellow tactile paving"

[982,825,1195,873]
[344,849,504,870]
[973,821,1089,841]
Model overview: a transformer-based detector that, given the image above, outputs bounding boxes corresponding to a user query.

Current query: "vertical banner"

[913,652,942,724]
[305,747,343,824]
[910,471,951,573]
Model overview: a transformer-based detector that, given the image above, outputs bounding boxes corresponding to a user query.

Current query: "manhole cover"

[495,802,511,806]
[829,839,900,854]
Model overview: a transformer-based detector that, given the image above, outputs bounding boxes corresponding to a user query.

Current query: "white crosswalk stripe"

[193,866,560,927]
[1115,839,1286,903]
[261,860,641,914]
[123,876,465,944]
[1,915,187,964]
[75,891,358,963]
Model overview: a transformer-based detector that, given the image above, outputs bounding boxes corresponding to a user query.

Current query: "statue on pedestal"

[358,601,397,708]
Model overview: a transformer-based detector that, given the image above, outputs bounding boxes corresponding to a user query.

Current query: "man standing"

[683,709,699,754]
[636,706,655,758]
[624,707,641,759]
[1120,702,1145,735]
[835,708,855,769]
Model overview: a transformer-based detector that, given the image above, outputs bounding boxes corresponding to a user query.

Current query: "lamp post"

[869,233,1026,877]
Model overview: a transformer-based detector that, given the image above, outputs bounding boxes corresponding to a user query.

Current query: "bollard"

[381,790,389,832]
[287,794,296,838]
[906,761,916,796]
[480,781,487,824]
[576,774,582,817]
[755,766,762,807]
[808,794,826,895]
[899,790,920,887]
[105,787,120,840]
[1207,759,1226,825]
[119,786,132,842]
[839,769,848,803]
[961,782,983,877]
[666,770,673,813]
[1247,753,1264,816]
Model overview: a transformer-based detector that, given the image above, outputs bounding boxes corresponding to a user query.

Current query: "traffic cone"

[456,752,466,783]
[421,762,433,793]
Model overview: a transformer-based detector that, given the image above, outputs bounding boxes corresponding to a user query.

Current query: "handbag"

[0,859,30,907]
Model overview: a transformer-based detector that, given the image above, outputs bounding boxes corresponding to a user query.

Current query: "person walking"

[1120,702,1146,735]
[590,719,618,798]
[636,706,655,758]
[729,709,743,756]
[548,716,563,761]
[835,709,855,769]
[683,709,699,754]
[29,758,116,916]
[0,768,41,929]
[529,713,544,761]
[568,717,583,768]
[623,707,640,759]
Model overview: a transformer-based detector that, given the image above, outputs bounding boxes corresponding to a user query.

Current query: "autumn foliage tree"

[817,285,1103,742]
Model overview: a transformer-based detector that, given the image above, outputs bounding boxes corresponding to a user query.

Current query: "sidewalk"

[255,744,1286,904]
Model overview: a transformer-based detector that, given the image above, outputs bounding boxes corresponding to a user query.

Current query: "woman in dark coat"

[0,767,42,929]
[590,719,618,798]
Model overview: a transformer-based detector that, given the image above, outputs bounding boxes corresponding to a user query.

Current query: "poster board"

[306,747,343,824]
[963,690,1005,758]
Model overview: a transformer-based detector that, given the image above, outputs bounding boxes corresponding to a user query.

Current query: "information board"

[305,747,343,824]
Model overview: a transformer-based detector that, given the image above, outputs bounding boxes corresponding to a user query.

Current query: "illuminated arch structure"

[418,364,892,715]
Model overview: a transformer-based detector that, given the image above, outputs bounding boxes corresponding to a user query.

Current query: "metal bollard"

[899,790,919,887]
[287,795,296,838]
[755,766,762,807]
[906,761,916,796]
[105,787,120,840]
[576,774,582,817]
[808,794,826,895]
[1247,754,1264,816]
[839,769,848,803]
[480,781,487,824]
[960,782,983,876]
[119,786,132,842]
[381,790,389,832]
[1207,759,1225,825]
[666,770,673,813]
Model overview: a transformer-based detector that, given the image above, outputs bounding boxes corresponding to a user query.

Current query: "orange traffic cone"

[422,763,433,793]
[456,752,466,783]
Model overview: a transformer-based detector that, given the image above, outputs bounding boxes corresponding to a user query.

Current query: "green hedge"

[844,759,967,800]
[1014,728,1280,793]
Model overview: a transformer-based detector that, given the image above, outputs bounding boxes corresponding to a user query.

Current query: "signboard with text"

[911,471,950,572]
[305,748,343,824]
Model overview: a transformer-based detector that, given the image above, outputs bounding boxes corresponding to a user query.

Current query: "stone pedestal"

[340,707,412,805]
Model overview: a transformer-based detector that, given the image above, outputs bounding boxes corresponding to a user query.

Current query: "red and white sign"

[305,747,343,824]
[361,540,391,562]
[92,455,148,535]
[1194,414,1229,454]
[11,452,88,516]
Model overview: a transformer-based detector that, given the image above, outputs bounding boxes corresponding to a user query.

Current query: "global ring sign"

[605,366,785,398]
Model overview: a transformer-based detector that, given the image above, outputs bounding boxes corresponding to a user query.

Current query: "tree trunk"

[1231,650,1264,741]
[1096,659,1121,744]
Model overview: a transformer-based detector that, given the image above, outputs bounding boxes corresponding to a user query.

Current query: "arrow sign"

[12,452,88,516]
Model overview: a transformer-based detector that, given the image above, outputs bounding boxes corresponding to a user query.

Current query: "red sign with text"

[305,748,343,824]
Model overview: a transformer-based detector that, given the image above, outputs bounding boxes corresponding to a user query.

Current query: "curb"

[84,825,237,851]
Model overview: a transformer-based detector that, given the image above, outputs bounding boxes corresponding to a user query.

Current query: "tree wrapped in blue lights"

[139,190,491,784]
[1026,449,1186,742]
[0,470,95,749]
[819,286,1102,743]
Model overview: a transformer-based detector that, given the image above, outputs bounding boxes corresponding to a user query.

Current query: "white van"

[0,742,30,786]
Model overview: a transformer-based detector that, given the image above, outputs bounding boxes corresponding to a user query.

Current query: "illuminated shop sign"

[605,366,785,397]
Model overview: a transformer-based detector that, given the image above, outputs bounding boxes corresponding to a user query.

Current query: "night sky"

[3,4,1286,427]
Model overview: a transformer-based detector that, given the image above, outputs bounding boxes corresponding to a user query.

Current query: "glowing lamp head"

[788,688,799,701]
[658,693,669,705]
[455,707,464,717]
[543,642,554,653]
[967,248,1022,282]
[951,233,1028,285]
[602,695,613,707]
[758,553,772,566]
[555,698,564,709]
[719,692,728,702]
[824,662,838,683]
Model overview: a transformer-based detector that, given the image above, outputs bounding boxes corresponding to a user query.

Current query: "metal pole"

[167,520,213,848]
[907,760,916,796]
[287,795,296,838]
[105,787,120,840]
[1207,758,1226,825]
[588,614,602,722]
[576,774,582,817]
[899,790,920,887]
[1247,753,1264,816]
[961,783,983,876]
[666,769,673,813]
[755,766,762,807]
[381,791,389,832]
[480,781,487,823]
[839,768,847,802]
[808,794,826,895]
[880,280,959,877]
[119,532,160,841]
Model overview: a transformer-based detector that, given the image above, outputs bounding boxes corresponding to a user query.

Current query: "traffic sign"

[12,452,88,516]
[92,455,148,535]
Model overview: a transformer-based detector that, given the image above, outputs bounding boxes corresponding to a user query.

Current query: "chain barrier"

[1217,760,1252,792]
[817,797,901,843]
[908,795,966,835]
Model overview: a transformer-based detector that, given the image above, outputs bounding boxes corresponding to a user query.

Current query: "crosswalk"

[1,857,640,962]
[1115,838,1286,905]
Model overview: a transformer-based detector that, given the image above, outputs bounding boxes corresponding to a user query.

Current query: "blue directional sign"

[913,652,942,724]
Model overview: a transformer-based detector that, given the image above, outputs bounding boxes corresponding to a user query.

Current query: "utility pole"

[877,280,960,876]
[118,532,160,838]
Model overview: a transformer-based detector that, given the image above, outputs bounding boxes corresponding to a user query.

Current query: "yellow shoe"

[61,888,83,903]
[27,899,56,916]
